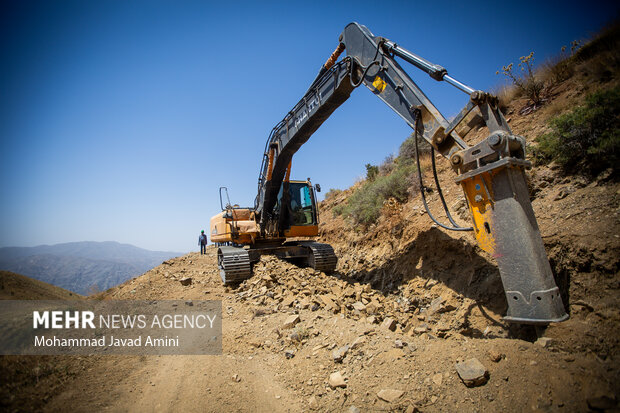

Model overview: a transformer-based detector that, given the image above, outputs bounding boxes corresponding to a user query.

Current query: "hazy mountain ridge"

[0,241,181,294]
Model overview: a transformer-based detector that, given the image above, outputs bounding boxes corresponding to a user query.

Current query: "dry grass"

[417,152,433,171]
[492,84,520,113]
[494,19,620,115]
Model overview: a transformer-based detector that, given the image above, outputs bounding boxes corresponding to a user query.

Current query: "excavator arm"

[254,22,568,324]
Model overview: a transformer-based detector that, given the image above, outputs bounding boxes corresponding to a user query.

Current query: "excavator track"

[217,246,251,284]
[302,242,338,273]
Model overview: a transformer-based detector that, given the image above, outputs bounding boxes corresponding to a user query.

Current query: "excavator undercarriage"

[211,184,337,283]
[216,242,337,284]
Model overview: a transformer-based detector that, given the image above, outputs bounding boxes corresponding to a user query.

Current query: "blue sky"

[1,0,617,252]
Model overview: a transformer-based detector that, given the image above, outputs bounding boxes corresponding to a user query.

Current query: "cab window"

[289,183,315,226]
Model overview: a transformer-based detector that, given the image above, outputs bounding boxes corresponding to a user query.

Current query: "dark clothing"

[199,234,207,255]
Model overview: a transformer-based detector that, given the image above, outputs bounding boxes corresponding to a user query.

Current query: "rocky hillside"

[0,270,82,300]
[0,272,89,411]
[317,35,620,361]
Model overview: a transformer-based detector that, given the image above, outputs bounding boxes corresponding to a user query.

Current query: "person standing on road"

[198,230,207,255]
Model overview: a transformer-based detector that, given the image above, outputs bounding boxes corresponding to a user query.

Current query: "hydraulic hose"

[413,110,473,232]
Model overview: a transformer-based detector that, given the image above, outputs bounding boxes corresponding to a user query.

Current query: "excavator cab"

[276,180,319,237]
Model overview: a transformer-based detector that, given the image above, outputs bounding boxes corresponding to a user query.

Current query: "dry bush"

[497,52,545,105]
[492,84,518,112]
[87,284,102,296]
[324,188,342,200]
[87,284,105,300]
[493,19,619,113]
[379,154,396,176]
[573,22,620,84]
[539,40,584,87]
[417,152,433,171]
[539,55,573,86]
[398,133,432,162]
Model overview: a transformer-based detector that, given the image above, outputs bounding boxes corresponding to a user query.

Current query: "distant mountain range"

[0,241,181,294]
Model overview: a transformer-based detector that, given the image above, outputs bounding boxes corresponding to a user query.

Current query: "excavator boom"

[229,22,567,324]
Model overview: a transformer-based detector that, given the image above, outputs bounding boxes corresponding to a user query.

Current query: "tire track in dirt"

[106,355,301,413]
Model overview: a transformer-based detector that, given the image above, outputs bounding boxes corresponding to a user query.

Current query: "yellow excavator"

[209,22,568,325]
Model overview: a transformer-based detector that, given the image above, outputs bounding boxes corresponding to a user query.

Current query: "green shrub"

[335,163,418,226]
[332,203,347,217]
[365,163,379,181]
[532,87,620,176]
[334,132,434,226]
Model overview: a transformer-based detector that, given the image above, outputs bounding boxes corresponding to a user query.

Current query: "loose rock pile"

[234,255,502,339]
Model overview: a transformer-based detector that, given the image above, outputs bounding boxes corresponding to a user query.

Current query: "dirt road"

[39,246,618,412]
[76,355,300,413]
[44,251,302,412]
